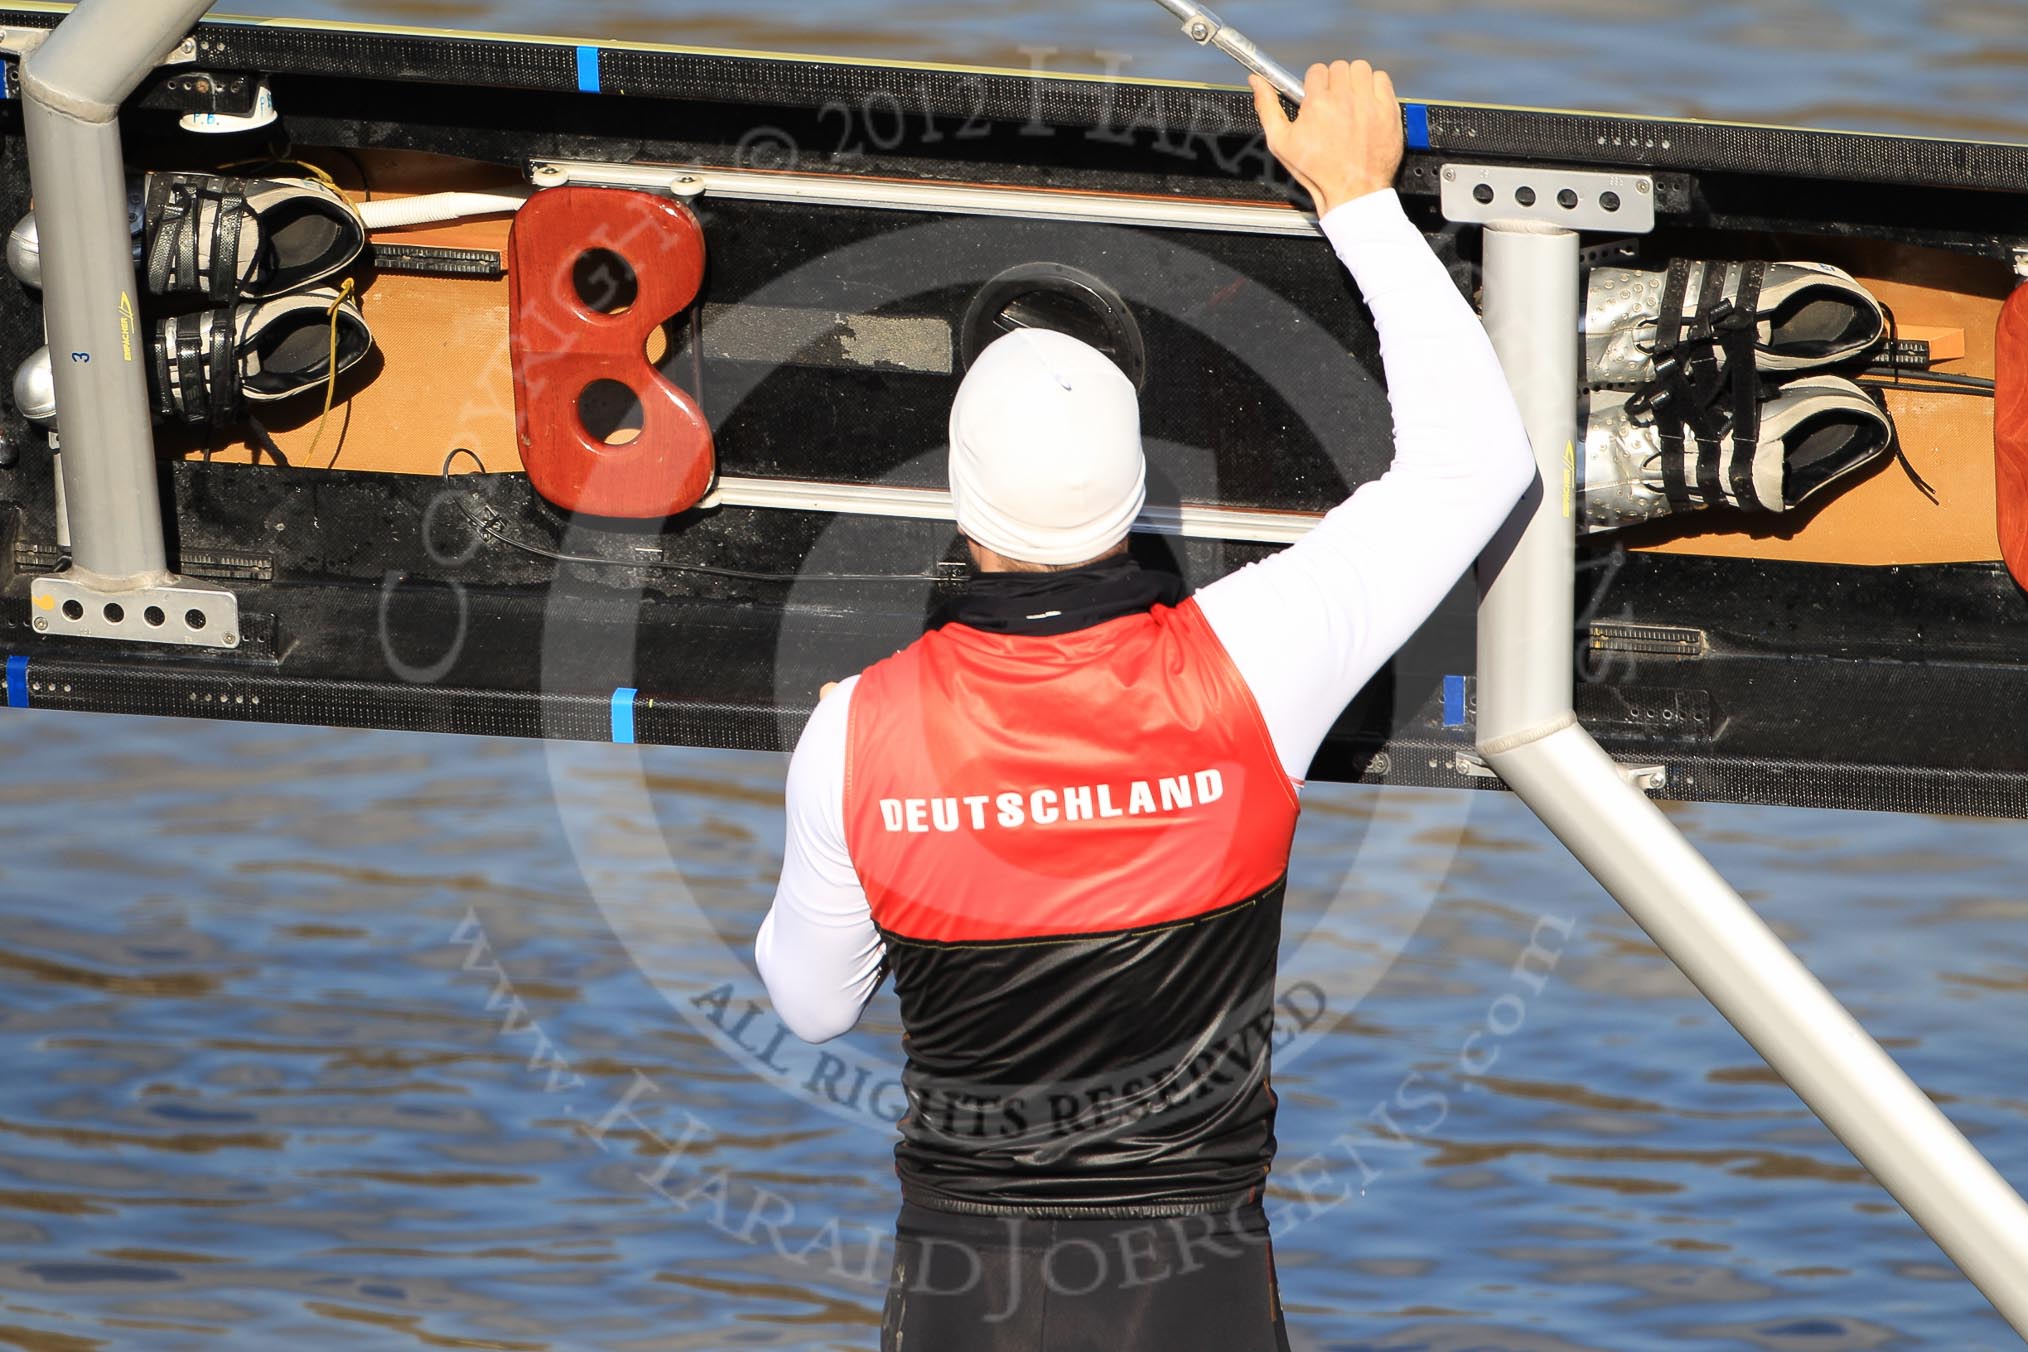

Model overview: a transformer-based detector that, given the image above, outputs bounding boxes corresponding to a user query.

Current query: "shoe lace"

[305,275,359,470]
[1868,302,1941,505]
[219,156,345,195]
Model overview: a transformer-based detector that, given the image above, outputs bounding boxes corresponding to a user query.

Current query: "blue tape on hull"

[5,656,27,709]
[576,45,602,94]
[1442,674,1467,728]
[611,687,638,744]
[1404,102,1432,151]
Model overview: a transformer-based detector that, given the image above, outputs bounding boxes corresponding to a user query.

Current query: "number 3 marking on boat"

[69,352,88,364]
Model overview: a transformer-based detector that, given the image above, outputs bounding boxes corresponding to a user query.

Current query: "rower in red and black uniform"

[757,60,1534,1350]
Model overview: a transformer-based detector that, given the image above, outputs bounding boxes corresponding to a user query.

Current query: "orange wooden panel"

[191,151,527,475]
[191,265,522,477]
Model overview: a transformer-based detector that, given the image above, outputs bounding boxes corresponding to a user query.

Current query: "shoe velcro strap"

[1724,453,1762,510]
[209,308,244,427]
[176,316,212,425]
[1653,258,1693,354]
[1689,274,1730,506]
[1694,261,1730,340]
[1637,343,1739,510]
[1723,262,1770,509]
[148,308,243,427]
[148,313,212,425]
[1695,429,1728,506]
[1657,263,1741,509]
[147,315,178,422]
[206,191,249,303]
[142,178,194,297]
[1639,259,1781,513]
[151,181,214,298]
[1656,426,1691,508]
[1654,259,1734,358]
[144,175,252,300]
[1628,353,1696,508]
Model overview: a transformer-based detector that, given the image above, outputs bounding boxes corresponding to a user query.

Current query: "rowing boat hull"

[0,4,2023,816]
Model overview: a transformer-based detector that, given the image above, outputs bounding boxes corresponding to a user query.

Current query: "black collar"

[933,555,1189,637]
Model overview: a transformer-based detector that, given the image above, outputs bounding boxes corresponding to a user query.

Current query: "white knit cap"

[948,329,1146,567]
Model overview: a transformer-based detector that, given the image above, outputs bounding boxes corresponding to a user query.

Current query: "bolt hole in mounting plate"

[961,263,1149,390]
[1441,164,1656,235]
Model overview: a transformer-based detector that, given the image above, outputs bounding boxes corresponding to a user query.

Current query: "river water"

[3,3,2027,1350]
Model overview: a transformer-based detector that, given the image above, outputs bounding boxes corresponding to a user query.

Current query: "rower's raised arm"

[1196,64,1534,783]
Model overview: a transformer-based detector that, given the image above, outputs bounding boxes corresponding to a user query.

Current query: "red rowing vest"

[844,593,1301,1216]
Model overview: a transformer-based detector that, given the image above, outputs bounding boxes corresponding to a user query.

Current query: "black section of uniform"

[934,556,1189,636]
[882,1201,1291,1352]
[882,881,1286,1218]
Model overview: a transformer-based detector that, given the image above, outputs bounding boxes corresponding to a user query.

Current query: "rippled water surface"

[4,713,2026,1351]
[4,2,2028,1349]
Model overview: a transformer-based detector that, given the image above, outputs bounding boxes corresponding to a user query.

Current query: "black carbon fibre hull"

[0,7,2022,817]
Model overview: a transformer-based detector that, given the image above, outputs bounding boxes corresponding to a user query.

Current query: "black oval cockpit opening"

[960,263,1148,391]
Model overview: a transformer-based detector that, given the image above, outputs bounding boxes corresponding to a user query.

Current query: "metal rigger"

[1146,0,2028,1334]
[16,0,239,649]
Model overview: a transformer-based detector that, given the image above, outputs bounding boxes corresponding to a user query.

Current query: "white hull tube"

[357,189,531,231]
[1474,220,2028,1332]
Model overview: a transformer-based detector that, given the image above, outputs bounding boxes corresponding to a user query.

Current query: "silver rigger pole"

[1148,0,1308,103]
[1475,218,2028,1333]
[21,0,239,648]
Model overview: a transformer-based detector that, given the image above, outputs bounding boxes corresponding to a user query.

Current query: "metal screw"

[1187,20,1211,40]
[1442,167,1456,182]
[1636,179,1651,194]
[32,617,45,631]
[222,633,237,646]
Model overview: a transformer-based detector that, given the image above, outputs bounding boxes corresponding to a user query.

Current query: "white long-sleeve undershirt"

[755,189,1535,1043]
